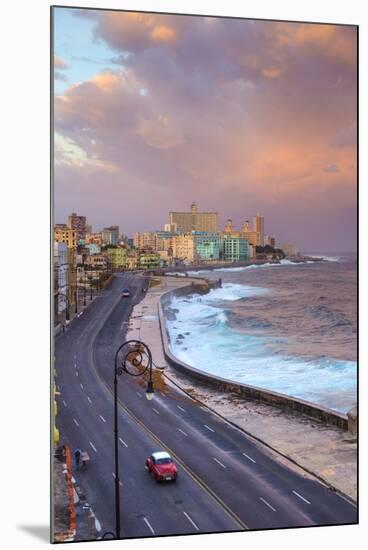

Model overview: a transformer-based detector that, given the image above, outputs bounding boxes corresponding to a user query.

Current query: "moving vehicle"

[122,288,130,297]
[145,451,178,482]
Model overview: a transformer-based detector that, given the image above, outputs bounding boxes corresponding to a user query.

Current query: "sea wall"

[158,284,348,431]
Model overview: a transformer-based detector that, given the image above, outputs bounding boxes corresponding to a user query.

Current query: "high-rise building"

[241,220,261,246]
[169,202,218,233]
[54,241,68,314]
[102,226,120,245]
[68,212,87,241]
[54,224,77,249]
[253,214,264,246]
[223,236,249,262]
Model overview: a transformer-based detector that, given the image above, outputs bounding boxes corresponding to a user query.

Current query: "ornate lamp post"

[112,340,154,539]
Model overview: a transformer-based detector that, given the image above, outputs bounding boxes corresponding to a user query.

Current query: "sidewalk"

[126,276,357,501]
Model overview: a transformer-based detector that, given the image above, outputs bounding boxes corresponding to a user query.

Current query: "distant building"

[164,223,178,232]
[104,247,127,270]
[223,236,249,262]
[85,243,101,255]
[54,224,77,249]
[133,232,156,250]
[139,252,160,270]
[54,241,68,315]
[193,231,221,261]
[85,254,107,270]
[241,220,261,246]
[253,214,264,246]
[169,202,218,233]
[265,234,276,248]
[172,234,196,264]
[102,226,120,246]
[68,212,87,241]
[85,232,103,245]
[282,243,299,257]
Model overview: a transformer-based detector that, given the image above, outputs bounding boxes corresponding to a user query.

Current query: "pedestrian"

[81,451,90,470]
[74,448,82,471]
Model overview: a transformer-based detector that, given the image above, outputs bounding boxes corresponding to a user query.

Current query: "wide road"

[55,272,357,539]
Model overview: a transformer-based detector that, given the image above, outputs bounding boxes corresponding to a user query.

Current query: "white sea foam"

[309,255,341,262]
[166,281,356,413]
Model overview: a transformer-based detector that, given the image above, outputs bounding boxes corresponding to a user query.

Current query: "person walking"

[81,450,90,470]
[74,448,82,471]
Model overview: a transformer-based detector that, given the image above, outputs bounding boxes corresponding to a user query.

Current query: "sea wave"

[165,280,356,413]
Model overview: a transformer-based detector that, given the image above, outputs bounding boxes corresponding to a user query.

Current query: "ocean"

[165,254,357,414]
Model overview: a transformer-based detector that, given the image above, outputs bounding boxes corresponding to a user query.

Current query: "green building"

[193,231,221,261]
[222,236,249,262]
[139,252,160,269]
[106,247,127,270]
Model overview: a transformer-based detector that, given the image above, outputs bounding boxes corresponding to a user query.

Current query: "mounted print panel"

[51,5,358,543]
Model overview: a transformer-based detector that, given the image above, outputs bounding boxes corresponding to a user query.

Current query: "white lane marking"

[259,497,276,512]
[143,517,155,535]
[243,452,256,464]
[62,400,67,407]
[177,405,186,412]
[99,415,106,423]
[204,424,215,433]
[119,438,128,448]
[80,383,84,390]
[75,371,79,377]
[152,408,160,415]
[73,418,79,427]
[136,392,142,398]
[178,428,188,437]
[74,363,77,369]
[213,457,226,469]
[87,396,92,404]
[183,511,199,531]
[89,441,97,453]
[112,473,122,486]
[292,490,311,505]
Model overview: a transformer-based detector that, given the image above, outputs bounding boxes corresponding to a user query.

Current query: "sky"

[53,7,357,252]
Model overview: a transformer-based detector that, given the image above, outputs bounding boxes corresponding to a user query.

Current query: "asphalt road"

[55,272,357,539]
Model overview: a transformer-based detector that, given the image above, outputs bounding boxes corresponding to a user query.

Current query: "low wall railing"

[158,286,348,431]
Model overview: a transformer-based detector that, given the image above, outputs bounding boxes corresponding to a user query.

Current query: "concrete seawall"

[158,283,348,431]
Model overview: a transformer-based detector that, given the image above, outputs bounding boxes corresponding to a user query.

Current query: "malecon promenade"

[126,274,357,501]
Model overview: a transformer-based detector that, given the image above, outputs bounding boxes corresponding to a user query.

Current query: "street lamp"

[112,340,154,539]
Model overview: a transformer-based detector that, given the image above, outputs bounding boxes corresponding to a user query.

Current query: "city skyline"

[54,8,357,252]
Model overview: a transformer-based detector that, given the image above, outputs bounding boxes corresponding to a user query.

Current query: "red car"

[145,451,178,482]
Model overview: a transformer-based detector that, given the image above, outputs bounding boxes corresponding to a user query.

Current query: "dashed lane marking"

[178,428,188,437]
[136,392,142,398]
[112,473,122,486]
[62,400,67,407]
[259,497,276,512]
[292,490,311,505]
[80,383,84,390]
[204,425,215,433]
[75,371,79,377]
[152,408,160,415]
[87,396,92,404]
[73,418,79,427]
[242,453,256,464]
[89,441,97,453]
[183,511,199,531]
[213,457,226,469]
[143,517,155,535]
[119,438,128,447]
[99,415,106,423]
[177,405,186,412]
